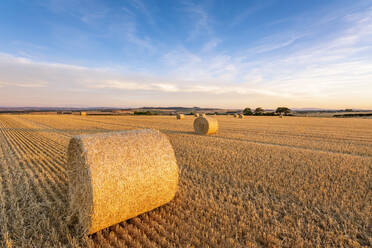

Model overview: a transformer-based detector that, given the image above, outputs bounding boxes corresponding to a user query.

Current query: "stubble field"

[0,114,371,247]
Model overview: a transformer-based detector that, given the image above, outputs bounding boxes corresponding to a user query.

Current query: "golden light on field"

[0,114,371,247]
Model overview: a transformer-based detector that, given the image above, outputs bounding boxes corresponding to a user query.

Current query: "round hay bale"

[67,129,179,235]
[193,117,218,135]
[201,113,207,117]
[239,114,244,119]
[176,113,184,120]
[80,112,87,116]
[194,113,200,117]
[234,114,238,118]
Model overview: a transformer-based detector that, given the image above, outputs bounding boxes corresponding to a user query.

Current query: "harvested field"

[0,114,371,247]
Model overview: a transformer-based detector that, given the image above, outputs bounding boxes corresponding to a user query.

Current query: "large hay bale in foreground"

[67,129,179,235]
[193,117,218,135]
[176,113,185,120]
[239,114,244,119]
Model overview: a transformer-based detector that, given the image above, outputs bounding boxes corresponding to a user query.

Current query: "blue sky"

[0,0,371,108]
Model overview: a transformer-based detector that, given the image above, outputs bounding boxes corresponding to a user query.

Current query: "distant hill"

[0,106,240,114]
[1,106,371,114]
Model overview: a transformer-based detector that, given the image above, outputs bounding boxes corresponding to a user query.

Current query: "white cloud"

[1,6,372,108]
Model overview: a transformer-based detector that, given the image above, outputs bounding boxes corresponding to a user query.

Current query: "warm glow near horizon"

[0,0,371,109]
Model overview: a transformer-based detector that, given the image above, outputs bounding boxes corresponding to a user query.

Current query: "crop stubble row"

[0,115,371,247]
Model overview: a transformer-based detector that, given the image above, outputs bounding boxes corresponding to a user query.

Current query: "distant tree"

[254,107,264,115]
[275,107,291,116]
[345,109,353,112]
[134,111,153,115]
[243,108,253,115]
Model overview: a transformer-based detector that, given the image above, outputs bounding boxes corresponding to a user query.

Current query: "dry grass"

[0,114,371,247]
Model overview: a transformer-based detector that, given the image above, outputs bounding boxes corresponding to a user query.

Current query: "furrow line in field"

[167,131,372,159]
[3,117,68,159]
[29,158,67,201]
[0,119,67,196]
[3,116,70,153]
[213,135,372,158]
[69,115,147,130]
[0,120,72,246]
[91,205,179,247]
[129,215,176,247]
[8,123,67,167]
[98,228,136,248]
[7,120,68,184]
[4,127,67,193]
[1,125,51,202]
[221,127,372,144]
[0,125,12,247]
[0,122,37,246]
[4,122,67,176]
[0,122,27,161]
[13,116,72,139]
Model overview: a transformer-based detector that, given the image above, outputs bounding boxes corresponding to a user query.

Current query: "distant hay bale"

[239,114,244,119]
[194,113,200,117]
[201,113,207,117]
[193,117,218,135]
[80,112,87,116]
[176,113,185,120]
[234,114,238,118]
[67,129,179,235]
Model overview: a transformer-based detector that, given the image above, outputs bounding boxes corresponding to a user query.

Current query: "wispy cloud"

[182,2,212,41]
[230,1,275,27]
[128,0,155,26]
[40,0,155,52]
[40,0,109,24]
[249,34,304,54]
[1,3,372,108]
[0,81,47,88]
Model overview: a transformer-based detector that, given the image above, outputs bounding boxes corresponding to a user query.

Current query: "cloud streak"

[1,2,372,108]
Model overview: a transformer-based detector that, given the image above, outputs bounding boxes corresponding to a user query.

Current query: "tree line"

[242,107,291,116]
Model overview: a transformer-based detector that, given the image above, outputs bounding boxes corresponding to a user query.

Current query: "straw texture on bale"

[193,117,218,135]
[80,112,87,116]
[176,113,185,120]
[194,113,200,117]
[239,114,244,119]
[67,129,179,235]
